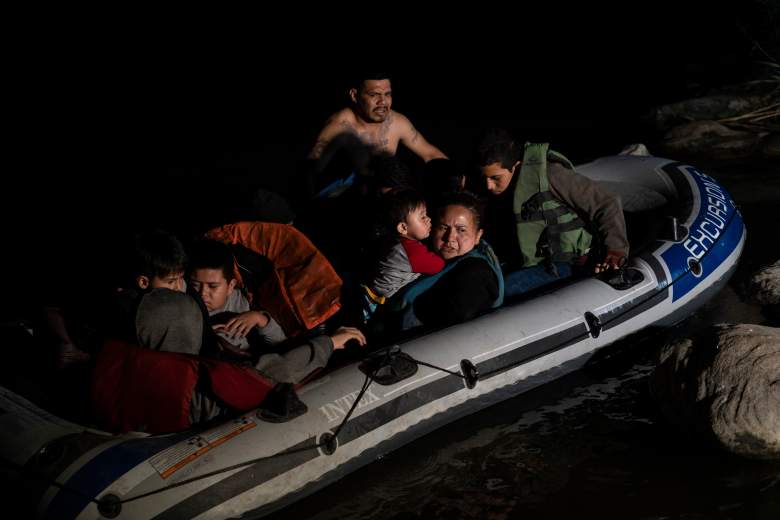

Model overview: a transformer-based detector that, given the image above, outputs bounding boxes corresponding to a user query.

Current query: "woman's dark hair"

[188,239,235,281]
[435,191,485,230]
[475,128,522,170]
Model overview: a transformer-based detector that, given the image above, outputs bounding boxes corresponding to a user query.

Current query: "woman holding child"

[389,191,504,330]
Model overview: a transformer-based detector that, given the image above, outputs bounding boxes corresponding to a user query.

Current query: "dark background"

[7,4,775,319]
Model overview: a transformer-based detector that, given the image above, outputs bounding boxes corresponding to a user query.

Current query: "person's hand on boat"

[213,310,270,338]
[594,250,626,274]
[330,326,367,350]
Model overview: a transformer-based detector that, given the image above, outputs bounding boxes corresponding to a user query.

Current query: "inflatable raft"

[0,155,745,519]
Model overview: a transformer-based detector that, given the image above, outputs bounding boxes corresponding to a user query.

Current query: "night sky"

[7,6,767,318]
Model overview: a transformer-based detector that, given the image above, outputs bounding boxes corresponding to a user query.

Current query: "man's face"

[480,161,519,195]
[354,79,392,123]
[189,268,236,312]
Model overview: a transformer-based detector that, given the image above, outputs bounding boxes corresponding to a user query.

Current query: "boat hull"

[0,156,746,519]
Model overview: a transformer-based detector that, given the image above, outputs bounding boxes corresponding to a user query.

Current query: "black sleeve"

[413,257,499,328]
[102,289,143,344]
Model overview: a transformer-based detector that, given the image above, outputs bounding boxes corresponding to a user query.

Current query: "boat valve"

[319,432,338,455]
[585,312,602,338]
[460,359,479,389]
[97,494,122,518]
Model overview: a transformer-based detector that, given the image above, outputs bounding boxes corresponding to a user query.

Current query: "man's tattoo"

[375,115,392,150]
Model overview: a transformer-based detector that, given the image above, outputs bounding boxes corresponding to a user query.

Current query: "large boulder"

[650,323,780,459]
[657,120,766,161]
[646,95,769,131]
[746,260,780,306]
[746,260,780,324]
[762,133,780,159]
[646,86,778,161]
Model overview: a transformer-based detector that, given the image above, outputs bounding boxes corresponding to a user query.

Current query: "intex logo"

[319,389,381,422]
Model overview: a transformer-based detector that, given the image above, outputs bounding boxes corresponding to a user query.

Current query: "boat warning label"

[149,416,256,478]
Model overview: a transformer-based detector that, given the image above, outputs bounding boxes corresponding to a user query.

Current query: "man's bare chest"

[353,124,399,153]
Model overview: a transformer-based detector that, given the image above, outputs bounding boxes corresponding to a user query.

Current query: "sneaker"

[257,383,308,423]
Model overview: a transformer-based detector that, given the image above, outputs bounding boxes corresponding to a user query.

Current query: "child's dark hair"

[188,239,235,281]
[132,229,187,279]
[475,128,522,169]
[368,153,416,192]
[378,188,426,235]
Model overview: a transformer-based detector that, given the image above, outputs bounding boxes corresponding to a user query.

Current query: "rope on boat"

[404,357,466,378]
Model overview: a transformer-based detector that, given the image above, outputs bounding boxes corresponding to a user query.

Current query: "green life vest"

[514,143,592,267]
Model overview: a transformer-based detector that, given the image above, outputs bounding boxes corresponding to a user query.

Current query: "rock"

[658,120,765,160]
[762,133,780,158]
[747,260,780,306]
[647,95,769,131]
[651,323,780,459]
[618,143,651,156]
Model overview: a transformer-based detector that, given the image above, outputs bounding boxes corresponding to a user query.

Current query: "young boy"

[363,189,445,319]
[95,235,365,429]
[110,229,190,345]
[188,238,366,384]
[188,239,286,355]
[43,228,190,367]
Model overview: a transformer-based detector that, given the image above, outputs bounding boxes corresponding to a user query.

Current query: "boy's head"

[131,229,187,292]
[380,189,432,241]
[188,240,236,312]
[475,128,522,196]
[367,153,415,194]
[475,128,521,170]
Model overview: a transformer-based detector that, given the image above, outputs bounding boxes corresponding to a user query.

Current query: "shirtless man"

[308,74,448,163]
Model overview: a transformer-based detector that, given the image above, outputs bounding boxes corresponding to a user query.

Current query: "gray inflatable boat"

[0,155,745,519]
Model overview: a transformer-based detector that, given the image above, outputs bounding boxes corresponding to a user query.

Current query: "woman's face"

[432,204,483,260]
